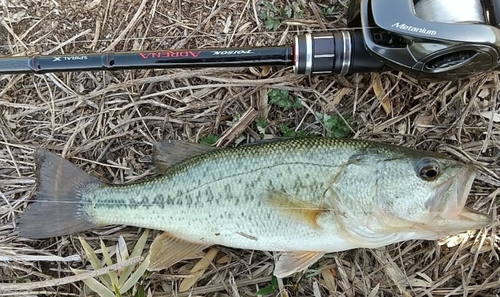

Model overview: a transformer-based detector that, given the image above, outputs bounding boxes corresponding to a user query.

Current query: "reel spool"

[414,0,488,72]
[414,0,485,24]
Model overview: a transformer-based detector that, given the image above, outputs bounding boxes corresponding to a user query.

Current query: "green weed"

[259,1,305,31]
[256,275,279,295]
[319,113,353,138]
[200,134,219,146]
[268,89,302,111]
[279,124,311,138]
[255,117,268,137]
[73,230,150,297]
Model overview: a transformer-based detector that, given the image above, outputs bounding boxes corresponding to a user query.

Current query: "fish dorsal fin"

[274,252,325,278]
[148,232,210,271]
[265,190,329,229]
[153,140,218,173]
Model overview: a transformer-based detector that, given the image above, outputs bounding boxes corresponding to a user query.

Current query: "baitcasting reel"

[340,0,500,80]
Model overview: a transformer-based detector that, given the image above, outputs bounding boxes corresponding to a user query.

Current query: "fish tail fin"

[18,149,101,239]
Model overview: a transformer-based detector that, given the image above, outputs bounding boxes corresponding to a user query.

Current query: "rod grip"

[293,30,384,75]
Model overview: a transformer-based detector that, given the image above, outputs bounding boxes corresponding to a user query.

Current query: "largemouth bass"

[18,138,491,277]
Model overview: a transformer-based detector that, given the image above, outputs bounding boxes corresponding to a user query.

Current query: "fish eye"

[417,158,441,181]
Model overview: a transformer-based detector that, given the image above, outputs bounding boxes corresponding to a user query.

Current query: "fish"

[17,138,492,278]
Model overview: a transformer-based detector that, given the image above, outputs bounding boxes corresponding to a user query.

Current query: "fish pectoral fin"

[265,190,329,229]
[274,251,325,278]
[148,232,210,271]
[153,140,218,173]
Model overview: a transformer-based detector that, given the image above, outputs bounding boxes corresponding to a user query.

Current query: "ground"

[1,0,499,296]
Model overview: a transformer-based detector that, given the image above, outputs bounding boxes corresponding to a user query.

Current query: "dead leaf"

[372,73,391,114]
[179,248,219,292]
[414,114,434,133]
[249,67,272,77]
[477,111,500,122]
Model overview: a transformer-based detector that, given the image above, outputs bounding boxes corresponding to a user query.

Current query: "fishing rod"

[2,0,500,81]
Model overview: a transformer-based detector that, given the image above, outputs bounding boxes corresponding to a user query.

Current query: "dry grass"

[1,0,499,296]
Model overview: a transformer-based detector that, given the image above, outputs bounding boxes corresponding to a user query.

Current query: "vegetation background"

[1,0,499,296]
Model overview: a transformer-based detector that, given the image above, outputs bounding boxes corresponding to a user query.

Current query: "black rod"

[0,46,293,74]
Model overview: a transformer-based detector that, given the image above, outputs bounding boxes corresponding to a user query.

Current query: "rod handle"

[293,30,384,75]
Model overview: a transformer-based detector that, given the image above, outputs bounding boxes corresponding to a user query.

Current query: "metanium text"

[392,22,437,36]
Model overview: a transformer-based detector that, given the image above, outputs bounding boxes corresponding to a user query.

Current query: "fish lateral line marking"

[20,198,338,211]
[34,161,344,208]
[148,160,344,200]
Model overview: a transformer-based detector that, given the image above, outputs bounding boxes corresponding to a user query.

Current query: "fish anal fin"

[265,190,328,229]
[274,252,325,278]
[148,232,209,271]
[153,140,218,173]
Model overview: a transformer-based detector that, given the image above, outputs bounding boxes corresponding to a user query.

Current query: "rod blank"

[0,47,293,74]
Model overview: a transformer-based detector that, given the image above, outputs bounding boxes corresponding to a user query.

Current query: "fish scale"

[89,155,343,251]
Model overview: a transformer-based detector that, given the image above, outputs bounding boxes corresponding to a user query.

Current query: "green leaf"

[279,124,311,138]
[269,89,288,101]
[256,284,277,295]
[322,6,336,15]
[135,285,146,297]
[120,255,150,294]
[292,3,305,18]
[278,124,295,137]
[269,89,302,110]
[200,134,219,146]
[79,237,103,270]
[255,117,268,136]
[280,6,293,18]
[260,0,278,19]
[322,114,353,139]
[255,117,268,129]
[100,240,119,288]
[130,230,149,259]
[271,275,278,287]
[119,230,149,288]
[80,275,116,297]
[113,282,122,297]
[79,237,112,287]
[296,130,312,138]
[264,17,280,31]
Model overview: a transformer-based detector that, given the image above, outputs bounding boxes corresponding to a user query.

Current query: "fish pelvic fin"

[17,149,101,239]
[274,251,325,278]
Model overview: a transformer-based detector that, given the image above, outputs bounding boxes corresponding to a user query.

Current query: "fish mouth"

[431,164,476,220]
[438,165,493,225]
[449,164,477,219]
[427,164,492,233]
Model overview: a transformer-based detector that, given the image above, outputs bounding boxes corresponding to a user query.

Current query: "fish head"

[375,150,491,238]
